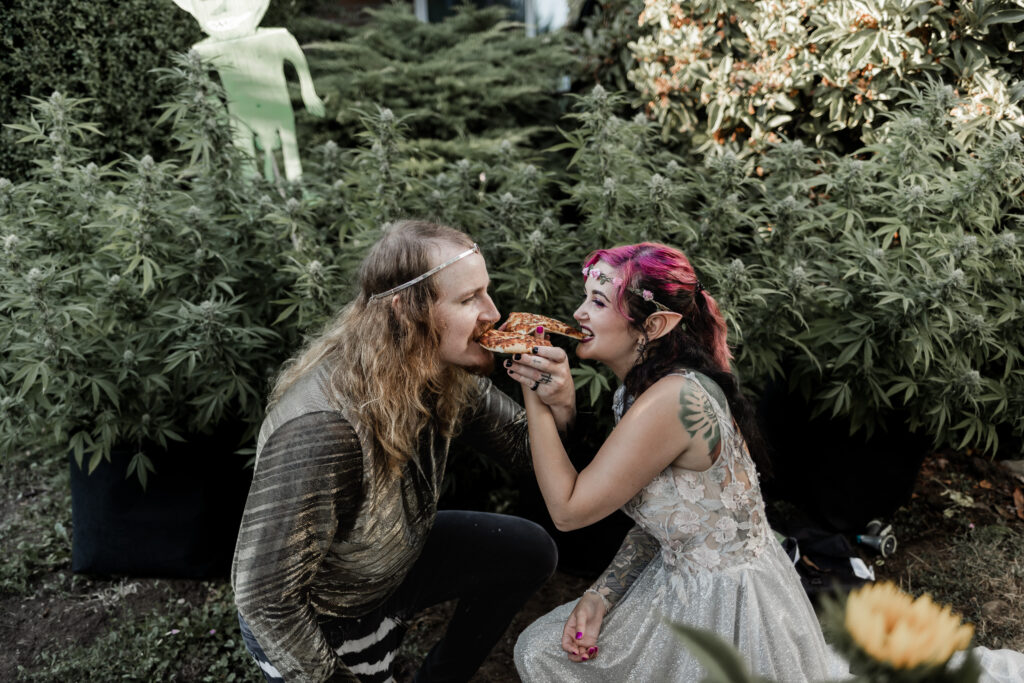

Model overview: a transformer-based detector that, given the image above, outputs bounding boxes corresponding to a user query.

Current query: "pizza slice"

[476,329,553,355]
[503,312,586,340]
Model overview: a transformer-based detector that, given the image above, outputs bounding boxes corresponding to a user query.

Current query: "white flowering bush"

[627,0,1024,154]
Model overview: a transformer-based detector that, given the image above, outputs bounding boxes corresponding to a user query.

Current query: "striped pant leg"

[239,610,406,683]
[237,613,286,682]
[330,613,407,683]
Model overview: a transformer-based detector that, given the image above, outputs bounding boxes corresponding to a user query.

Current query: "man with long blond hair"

[231,220,572,682]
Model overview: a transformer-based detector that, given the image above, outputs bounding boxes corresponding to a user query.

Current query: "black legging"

[240,510,558,682]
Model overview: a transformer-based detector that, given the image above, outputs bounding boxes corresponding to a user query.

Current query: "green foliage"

[3,4,1023,491]
[299,3,577,164]
[0,63,286,483]
[626,0,1024,155]
[0,0,348,181]
[0,449,71,595]
[555,83,1024,453]
[0,0,202,180]
[0,21,579,483]
[25,582,260,682]
[572,0,649,94]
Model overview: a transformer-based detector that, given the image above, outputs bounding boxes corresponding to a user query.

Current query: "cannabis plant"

[558,81,1024,454]
[0,61,284,485]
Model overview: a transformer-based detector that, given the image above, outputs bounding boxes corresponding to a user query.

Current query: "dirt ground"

[2,450,1022,682]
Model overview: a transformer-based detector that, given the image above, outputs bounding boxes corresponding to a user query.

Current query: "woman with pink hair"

[509,242,1024,681]
[508,242,843,680]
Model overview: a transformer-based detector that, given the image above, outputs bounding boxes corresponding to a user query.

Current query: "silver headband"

[368,244,480,301]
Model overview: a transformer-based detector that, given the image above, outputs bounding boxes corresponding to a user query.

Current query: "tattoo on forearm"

[588,526,659,609]
[678,382,720,449]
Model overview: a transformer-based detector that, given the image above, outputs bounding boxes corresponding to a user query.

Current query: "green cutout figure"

[172,0,325,181]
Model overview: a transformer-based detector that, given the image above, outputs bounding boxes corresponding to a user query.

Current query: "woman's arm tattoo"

[678,378,721,451]
[587,524,659,610]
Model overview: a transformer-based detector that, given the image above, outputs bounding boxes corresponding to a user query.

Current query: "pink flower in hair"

[581,266,590,276]
[642,290,654,301]
[612,277,623,287]
[590,268,602,279]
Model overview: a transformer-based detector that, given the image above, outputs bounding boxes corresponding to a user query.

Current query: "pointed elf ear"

[644,311,683,341]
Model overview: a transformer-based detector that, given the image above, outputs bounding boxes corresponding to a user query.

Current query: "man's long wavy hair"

[270,220,478,476]
[584,242,771,478]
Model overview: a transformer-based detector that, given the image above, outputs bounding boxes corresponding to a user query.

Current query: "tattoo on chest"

[678,384,721,448]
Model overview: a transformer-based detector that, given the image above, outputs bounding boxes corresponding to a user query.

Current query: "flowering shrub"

[627,0,1024,154]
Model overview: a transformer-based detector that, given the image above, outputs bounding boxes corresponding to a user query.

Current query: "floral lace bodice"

[614,372,771,576]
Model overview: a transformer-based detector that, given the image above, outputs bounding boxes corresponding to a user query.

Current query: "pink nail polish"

[588,647,596,655]
[582,656,588,661]
[576,631,582,639]
[537,325,544,334]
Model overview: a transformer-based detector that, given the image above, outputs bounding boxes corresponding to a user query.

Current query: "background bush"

[627,0,1024,155]
[298,3,576,166]
[0,0,200,179]
[2,2,1022,487]
[0,0,581,481]
[0,0,341,181]
[558,85,1024,453]
[0,78,284,480]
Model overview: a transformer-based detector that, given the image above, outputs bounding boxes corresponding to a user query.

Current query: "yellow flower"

[845,581,974,669]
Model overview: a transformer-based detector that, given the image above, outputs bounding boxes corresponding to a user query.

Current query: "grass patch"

[891,524,1024,652]
[1,450,260,681]
[24,582,257,682]
[0,449,71,596]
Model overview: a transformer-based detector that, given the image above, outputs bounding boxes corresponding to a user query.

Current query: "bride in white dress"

[504,242,1024,682]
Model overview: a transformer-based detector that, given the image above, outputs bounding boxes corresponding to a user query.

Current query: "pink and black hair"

[583,242,770,476]
[583,243,731,371]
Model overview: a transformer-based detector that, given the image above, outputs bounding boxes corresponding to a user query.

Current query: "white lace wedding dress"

[515,373,1024,682]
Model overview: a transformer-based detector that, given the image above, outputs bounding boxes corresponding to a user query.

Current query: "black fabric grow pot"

[758,380,930,534]
[69,429,253,578]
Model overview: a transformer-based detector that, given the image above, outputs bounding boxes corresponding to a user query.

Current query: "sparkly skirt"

[515,539,1024,682]
[514,541,847,682]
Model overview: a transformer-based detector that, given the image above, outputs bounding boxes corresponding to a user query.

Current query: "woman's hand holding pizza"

[476,311,579,432]
[503,327,575,433]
